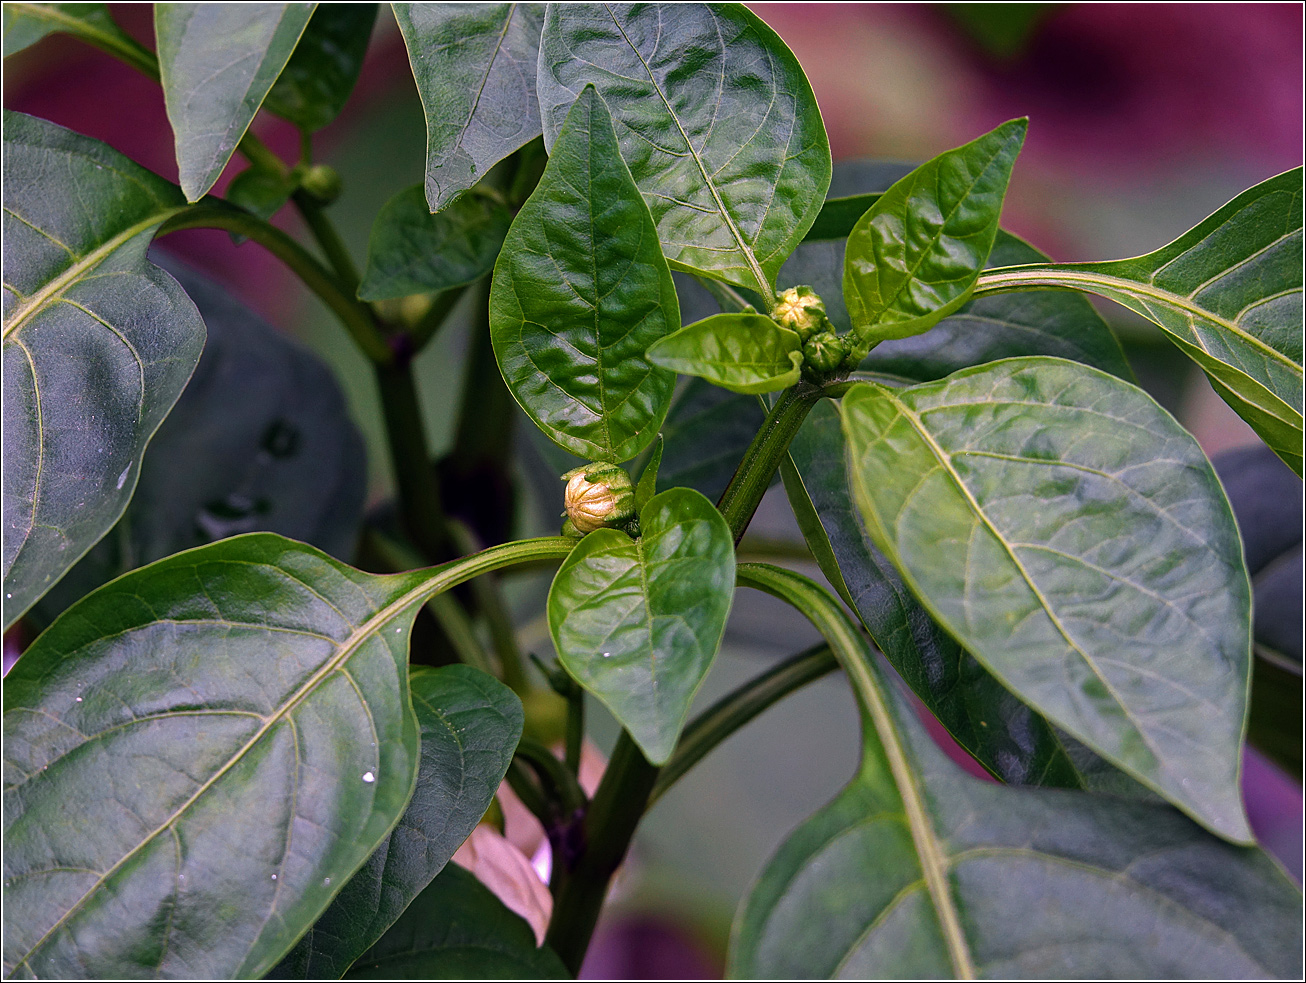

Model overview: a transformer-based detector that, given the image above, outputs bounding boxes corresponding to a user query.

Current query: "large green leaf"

[344,865,567,979]
[537,2,831,299]
[843,119,1026,342]
[841,359,1254,842]
[263,4,377,132]
[155,3,315,201]
[393,2,545,212]
[489,86,678,463]
[358,185,511,301]
[1,3,134,57]
[2,112,204,630]
[548,488,735,764]
[975,169,1305,475]
[730,565,1302,980]
[270,665,522,979]
[647,313,803,395]
[2,532,573,978]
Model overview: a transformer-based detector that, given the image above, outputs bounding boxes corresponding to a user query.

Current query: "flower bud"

[562,463,636,534]
[771,285,830,341]
[300,164,341,205]
[802,330,848,376]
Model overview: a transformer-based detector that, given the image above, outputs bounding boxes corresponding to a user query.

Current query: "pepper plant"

[2,3,1303,980]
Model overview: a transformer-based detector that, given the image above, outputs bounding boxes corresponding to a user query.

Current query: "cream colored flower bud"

[771,285,830,341]
[562,464,636,533]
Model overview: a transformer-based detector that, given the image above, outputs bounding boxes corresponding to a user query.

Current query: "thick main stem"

[376,360,451,560]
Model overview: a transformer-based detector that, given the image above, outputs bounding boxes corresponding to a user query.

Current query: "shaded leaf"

[2,112,204,629]
[647,313,803,395]
[548,488,734,764]
[226,163,298,223]
[538,2,830,298]
[977,168,1305,474]
[155,2,315,201]
[490,86,678,463]
[344,865,567,979]
[394,2,545,212]
[841,359,1253,841]
[843,119,1026,341]
[658,377,767,503]
[1,2,133,58]
[270,665,522,979]
[634,434,663,512]
[264,3,377,132]
[358,185,511,301]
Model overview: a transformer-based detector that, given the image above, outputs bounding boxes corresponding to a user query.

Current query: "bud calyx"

[771,285,830,341]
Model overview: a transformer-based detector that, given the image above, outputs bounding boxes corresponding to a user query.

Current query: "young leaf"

[730,567,1303,980]
[2,112,205,629]
[263,3,377,132]
[358,185,511,301]
[155,3,314,201]
[489,86,678,463]
[343,865,567,979]
[2,2,138,58]
[538,3,831,300]
[393,2,545,212]
[843,119,1027,341]
[977,168,1305,475]
[841,358,1254,842]
[647,313,804,395]
[270,665,523,980]
[548,488,735,764]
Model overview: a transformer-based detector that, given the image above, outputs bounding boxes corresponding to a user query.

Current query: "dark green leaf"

[2,112,204,629]
[657,377,767,503]
[270,665,523,979]
[264,4,377,132]
[841,359,1253,841]
[537,3,831,299]
[226,163,298,223]
[1,2,132,57]
[344,865,567,979]
[634,434,663,512]
[393,2,545,212]
[548,488,735,764]
[29,256,367,628]
[155,3,314,201]
[647,313,803,395]
[977,169,1305,475]
[358,185,511,301]
[843,119,1026,341]
[730,571,1302,980]
[489,86,678,463]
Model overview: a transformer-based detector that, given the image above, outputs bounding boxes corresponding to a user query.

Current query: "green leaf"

[548,488,735,764]
[226,163,299,223]
[729,569,1303,980]
[647,313,803,395]
[840,358,1254,842]
[155,3,315,202]
[270,665,523,979]
[358,185,511,301]
[977,168,1305,475]
[489,86,678,463]
[344,865,567,979]
[2,2,133,57]
[843,119,1027,341]
[2,112,205,630]
[28,256,367,629]
[263,4,377,132]
[393,2,545,212]
[658,377,767,502]
[538,2,831,300]
[634,434,663,512]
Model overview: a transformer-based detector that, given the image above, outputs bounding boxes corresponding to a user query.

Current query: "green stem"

[515,737,587,816]
[648,643,838,807]
[505,760,551,825]
[736,534,814,563]
[375,360,451,559]
[291,189,361,292]
[716,383,825,544]
[564,678,585,776]
[448,520,529,693]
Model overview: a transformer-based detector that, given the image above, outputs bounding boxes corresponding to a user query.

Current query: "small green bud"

[771,285,830,342]
[802,331,848,377]
[561,463,636,533]
[300,164,341,205]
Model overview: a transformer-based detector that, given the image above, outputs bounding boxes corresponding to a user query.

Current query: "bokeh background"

[5,4,1302,977]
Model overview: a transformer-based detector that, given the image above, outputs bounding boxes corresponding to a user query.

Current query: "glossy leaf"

[730,570,1303,980]
[263,3,377,132]
[2,112,204,629]
[977,169,1305,474]
[657,377,767,502]
[344,865,567,979]
[155,3,315,201]
[841,359,1254,841]
[30,256,367,628]
[394,2,545,212]
[548,488,735,764]
[843,119,1027,341]
[647,313,803,395]
[538,3,831,299]
[358,185,511,302]
[271,665,523,979]
[489,86,678,463]
[1,2,134,58]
